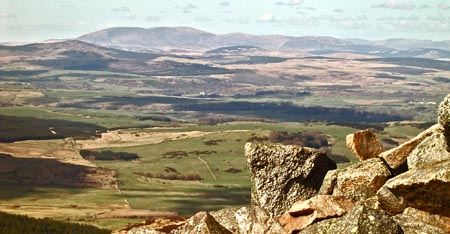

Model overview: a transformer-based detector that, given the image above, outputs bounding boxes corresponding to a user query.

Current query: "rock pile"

[122,93,450,234]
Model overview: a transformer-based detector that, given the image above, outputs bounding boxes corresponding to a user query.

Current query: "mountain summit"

[78,27,450,56]
[78,27,360,52]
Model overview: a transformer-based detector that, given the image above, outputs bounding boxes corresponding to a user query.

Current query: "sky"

[1,0,450,42]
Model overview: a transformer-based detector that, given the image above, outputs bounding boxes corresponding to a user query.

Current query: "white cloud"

[0,12,17,19]
[276,0,303,6]
[356,15,368,21]
[195,17,212,22]
[377,16,395,21]
[288,16,321,27]
[398,15,419,21]
[120,13,136,20]
[333,9,344,13]
[219,1,230,7]
[426,15,450,21]
[372,0,415,10]
[258,13,275,22]
[239,18,250,24]
[110,6,130,12]
[223,18,234,23]
[438,2,450,10]
[145,16,161,22]
[327,15,368,29]
[418,4,430,9]
[431,22,450,30]
[176,3,198,14]
[178,3,198,10]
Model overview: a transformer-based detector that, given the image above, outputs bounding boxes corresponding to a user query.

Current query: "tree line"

[79,150,139,161]
[0,212,109,234]
[173,101,406,123]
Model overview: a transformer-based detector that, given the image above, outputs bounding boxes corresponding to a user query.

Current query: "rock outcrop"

[438,93,450,150]
[319,158,391,201]
[209,206,286,234]
[299,205,403,234]
[377,159,450,216]
[379,124,439,170]
[408,128,450,169]
[234,207,286,234]
[209,208,240,233]
[198,206,285,234]
[279,195,353,233]
[393,207,450,233]
[171,212,231,234]
[244,143,336,217]
[393,215,448,234]
[346,129,384,161]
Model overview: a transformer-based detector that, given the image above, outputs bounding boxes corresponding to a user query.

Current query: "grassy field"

[0,110,427,231]
[79,121,424,218]
[0,106,163,129]
[0,185,130,229]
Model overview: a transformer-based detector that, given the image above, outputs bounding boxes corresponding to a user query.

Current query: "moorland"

[0,27,449,231]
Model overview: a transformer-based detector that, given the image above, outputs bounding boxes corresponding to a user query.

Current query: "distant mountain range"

[77,27,450,58]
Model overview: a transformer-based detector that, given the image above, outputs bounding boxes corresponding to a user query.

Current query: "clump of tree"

[247,136,269,142]
[203,139,225,145]
[433,77,450,83]
[268,131,329,149]
[225,168,242,174]
[197,117,273,125]
[135,172,203,181]
[0,211,110,234]
[327,122,386,131]
[173,101,406,122]
[161,151,189,158]
[189,151,217,156]
[133,115,172,122]
[79,150,139,161]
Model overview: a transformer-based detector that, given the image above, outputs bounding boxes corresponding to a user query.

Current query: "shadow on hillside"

[0,154,116,198]
[171,186,251,216]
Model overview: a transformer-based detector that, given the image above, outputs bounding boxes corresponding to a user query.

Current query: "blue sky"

[1,0,450,42]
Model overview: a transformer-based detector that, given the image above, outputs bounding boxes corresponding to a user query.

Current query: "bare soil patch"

[96,208,177,219]
[78,129,249,149]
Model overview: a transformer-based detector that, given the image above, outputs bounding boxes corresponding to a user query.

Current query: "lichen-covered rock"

[128,229,166,234]
[299,205,403,234]
[127,228,166,234]
[393,215,447,234]
[171,211,231,234]
[393,207,450,234]
[438,93,450,150]
[377,159,450,216]
[346,129,384,161]
[210,208,240,233]
[123,217,186,234]
[209,206,286,234]
[235,206,287,234]
[379,124,439,170]
[329,158,391,201]
[279,195,354,233]
[318,169,339,195]
[244,143,336,217]
[408,128,450,169]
